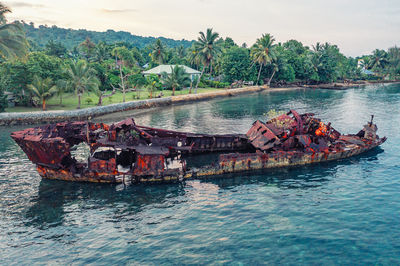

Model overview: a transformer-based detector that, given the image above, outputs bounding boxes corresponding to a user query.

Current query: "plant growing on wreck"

[27,76,57,110]
[265,109,285,119]
[265,109,293,129]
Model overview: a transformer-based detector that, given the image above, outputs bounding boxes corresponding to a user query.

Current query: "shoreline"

[1,81,398,126]
[0,86,266,126]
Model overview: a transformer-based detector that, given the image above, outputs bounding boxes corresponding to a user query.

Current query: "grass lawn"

[5,88,223,112]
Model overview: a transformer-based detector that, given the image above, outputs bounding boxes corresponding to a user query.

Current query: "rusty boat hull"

[35,140,384,183]
[11,110,386,184]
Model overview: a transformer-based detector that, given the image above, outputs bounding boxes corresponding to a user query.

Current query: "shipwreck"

[11,110,386,183]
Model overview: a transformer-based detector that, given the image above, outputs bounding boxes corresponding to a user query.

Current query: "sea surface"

[1,84,400,265]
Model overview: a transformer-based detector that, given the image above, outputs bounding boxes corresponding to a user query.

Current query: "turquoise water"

[1,84,400,265]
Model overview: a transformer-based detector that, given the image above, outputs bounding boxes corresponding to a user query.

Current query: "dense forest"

[0,2,399,112]
[21,21,193,50]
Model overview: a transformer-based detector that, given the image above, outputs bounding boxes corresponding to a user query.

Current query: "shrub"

[85,98,93,105]
[197,81,207,88]
[201,80,230,88]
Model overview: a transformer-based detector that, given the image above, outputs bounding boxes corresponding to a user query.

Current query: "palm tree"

[55,79,71,105]
[27,76,56,111]
[0,3,28,59]
[151,39,167,64]
[187,46,201,69]
[161,65,191,96]
[112,46,135,67]
[370,49,388,72]
[176,45,186,59]
[193,28,223,92]
[94,42,110,63]
[65,60,99,109]
[0,3,10,24]
[250,34,276,86]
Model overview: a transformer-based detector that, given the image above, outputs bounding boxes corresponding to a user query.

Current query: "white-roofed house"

[142,65,201,81]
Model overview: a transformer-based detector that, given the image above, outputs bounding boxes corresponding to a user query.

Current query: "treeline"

[0,10,399,112]
[22,21,193,50]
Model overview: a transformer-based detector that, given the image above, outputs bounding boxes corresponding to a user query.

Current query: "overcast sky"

[4,0,400,56]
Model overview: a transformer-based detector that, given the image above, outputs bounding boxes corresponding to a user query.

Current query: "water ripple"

[1,84,400,264]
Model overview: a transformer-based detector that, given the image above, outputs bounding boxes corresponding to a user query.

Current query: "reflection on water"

[1,84,400,264]
[25,180,186,230]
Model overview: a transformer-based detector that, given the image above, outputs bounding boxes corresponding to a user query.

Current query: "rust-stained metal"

[11,111,386,183]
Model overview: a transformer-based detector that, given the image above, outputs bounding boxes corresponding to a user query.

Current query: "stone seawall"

[0,86,265,126]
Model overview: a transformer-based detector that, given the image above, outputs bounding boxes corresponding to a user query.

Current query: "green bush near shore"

[5,87,222,112]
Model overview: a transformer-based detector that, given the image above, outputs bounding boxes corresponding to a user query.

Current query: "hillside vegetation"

[21,21,193,49]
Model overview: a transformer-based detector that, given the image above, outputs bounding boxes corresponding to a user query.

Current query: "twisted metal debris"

[11,110,386,183]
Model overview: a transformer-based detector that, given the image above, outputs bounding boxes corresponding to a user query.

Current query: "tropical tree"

[0,3,28,60]
[65,60,99,109]
[221,46,255,83]
[112,46,135,67]
[250,33,276,85]
[27,76,56,110]
[0,3,10,24]
[387,46,400,78]
[55,79,70,105]
[79,37,96,60]
[311,42,341,83]
[151,39,167,64]
[45,40,67,58]
[176,45,186,59]
[282,40,315,81]
[161,65,191,96]
[131,47,144,66]
[271,45,295,83]
[187,45,201,70]
[146,80,157,98]
[111,46,137,102]
[223,37,237,50]
[370,49,389,73]
[94,42,110,63]
[92,86,115,106]
[193,28,223,92]
[131,73,147,88]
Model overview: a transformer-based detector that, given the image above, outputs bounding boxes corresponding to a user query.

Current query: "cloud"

[34,18,58,25]
[8,1,45,8]
[99,8,137,14]
[8,15,58,25]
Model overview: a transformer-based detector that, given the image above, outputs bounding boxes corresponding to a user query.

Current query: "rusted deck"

[11,110,386,183]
